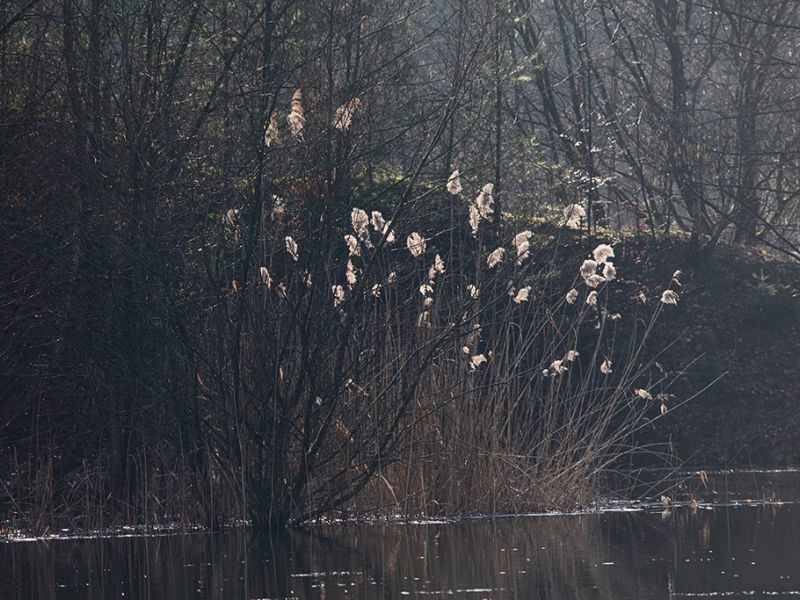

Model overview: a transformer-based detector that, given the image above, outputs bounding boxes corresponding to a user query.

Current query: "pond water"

[3,470,800,599]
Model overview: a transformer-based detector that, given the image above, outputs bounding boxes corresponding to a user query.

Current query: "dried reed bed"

[1,171,682,534]
[340,227,678,518]
[182,172,684,527]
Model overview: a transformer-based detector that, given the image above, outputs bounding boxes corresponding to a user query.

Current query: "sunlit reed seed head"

[419,283,433,296]
[434,253,445,274]
[563,203,586,228]
[461,346,470,354]
[382,224,396,244]
[276,282,287,298]
[259,266,272,288]
[333,417,353,441]
[465,324,481,348]
[332,98,361,131]
[660,290,679,305]
[469,206,480,237]
[602,262,616,281]
[487,247,505,268]
[305,271,313,287]
[351,207,369,235]
[224,207,239,227]
[513,231,533,263]
[672,270,683,286]
[600,358,613,374]
[513,230,533,247]
[271,195,286,219]
[566,288,579,304]
[223,208,240,241]
[469,354,487,370]
[585,274,605,288]
[264,114,279,147]
[332,284,345,307]
[446,169,463,195]
[513,286,531,304]
[660,402,668,415]
[580,259,598,280]
[635,388,653,400]
[468,284,479,299]
[566,350,579,362]
[371,211,385,232]
[287,88,305,139]
[586,290,598,305]
[592,243,615,264]
[424,297,433,307]
[428,254,445,282]
[476,183,494,218]
[407,232,426,257]
[346,259,358,288]
[417,311,430,327]
[638,291,647,304]
[371,283,381,297]
[387,271,397,284]
[285,236,299,261]
[549,359,568,375]
[344,234,360,257]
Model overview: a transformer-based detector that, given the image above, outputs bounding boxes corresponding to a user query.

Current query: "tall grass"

[1,169,681,534]
[338,219,677,518]
[178,167,683,527]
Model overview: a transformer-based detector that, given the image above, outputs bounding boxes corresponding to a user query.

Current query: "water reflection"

[3,503,800,599]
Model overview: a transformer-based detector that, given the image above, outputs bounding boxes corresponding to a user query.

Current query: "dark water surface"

[3,470,800,599]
